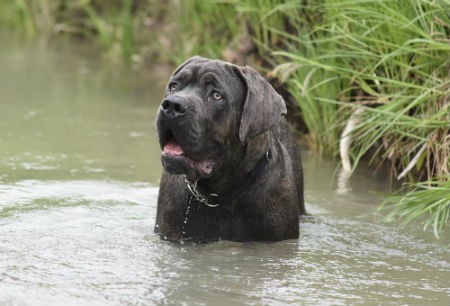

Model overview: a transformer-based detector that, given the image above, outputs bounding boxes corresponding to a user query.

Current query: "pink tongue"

[163,140,184,156]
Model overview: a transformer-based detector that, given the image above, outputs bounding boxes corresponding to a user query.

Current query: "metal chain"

[184,176,220,208]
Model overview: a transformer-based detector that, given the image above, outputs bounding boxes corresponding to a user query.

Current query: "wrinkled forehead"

[172,59,235,79]
[171,59,246,99]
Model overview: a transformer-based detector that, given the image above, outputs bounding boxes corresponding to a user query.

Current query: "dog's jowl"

[155,56,305,243]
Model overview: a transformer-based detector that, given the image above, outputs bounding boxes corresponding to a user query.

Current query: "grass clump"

[270,0,450,237]
[383,177,450,238]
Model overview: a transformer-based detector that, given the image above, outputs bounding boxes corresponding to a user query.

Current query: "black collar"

[184,149,272,208]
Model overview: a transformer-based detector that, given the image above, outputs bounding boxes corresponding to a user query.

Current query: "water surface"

[0,32,449,306]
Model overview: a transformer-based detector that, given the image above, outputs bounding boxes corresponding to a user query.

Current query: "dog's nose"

[161,97,188,118]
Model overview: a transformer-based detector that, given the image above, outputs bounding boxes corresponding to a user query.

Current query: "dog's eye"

[169,83,178,93]
[212,91,223,101]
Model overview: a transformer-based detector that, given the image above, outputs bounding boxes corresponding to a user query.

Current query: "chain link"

[184,176,220,208]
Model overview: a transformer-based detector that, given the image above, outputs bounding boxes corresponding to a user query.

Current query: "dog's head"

[157,56,286,180]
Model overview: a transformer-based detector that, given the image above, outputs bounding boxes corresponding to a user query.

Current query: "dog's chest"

[180,198,247,242]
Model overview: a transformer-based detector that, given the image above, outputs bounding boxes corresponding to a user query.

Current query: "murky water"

[1,32,449,306]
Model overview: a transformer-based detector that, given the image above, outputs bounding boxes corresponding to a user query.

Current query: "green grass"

[163,0,239,62]
[382,177,450,238]
[0,0,162,63]
[0,0,38,36]
[273,0,450,156]
[269,0,450,237]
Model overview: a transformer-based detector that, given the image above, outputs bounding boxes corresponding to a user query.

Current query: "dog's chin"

[161,141,216,180]
[161,154,215,179]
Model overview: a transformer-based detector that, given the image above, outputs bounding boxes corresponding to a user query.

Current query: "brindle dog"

[155,56,305,243]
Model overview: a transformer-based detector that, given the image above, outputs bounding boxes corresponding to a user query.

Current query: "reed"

[269,0,450,236]
[0,0,149,62]
[0,0,39,36]
[162,1,239,61]
[382,177,450,238]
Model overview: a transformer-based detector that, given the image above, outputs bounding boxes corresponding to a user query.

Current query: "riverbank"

[1,0,448,237]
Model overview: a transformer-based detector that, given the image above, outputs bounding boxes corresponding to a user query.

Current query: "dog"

[154,56,305,243]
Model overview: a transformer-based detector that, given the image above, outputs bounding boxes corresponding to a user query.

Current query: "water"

[1,32,449,306]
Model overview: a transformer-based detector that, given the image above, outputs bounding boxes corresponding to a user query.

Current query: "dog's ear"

[235,65,287,144]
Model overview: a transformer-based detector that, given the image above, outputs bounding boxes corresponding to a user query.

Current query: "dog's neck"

[197,133,271,198]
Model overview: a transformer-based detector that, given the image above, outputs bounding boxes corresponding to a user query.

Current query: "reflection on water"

[0,32,449,306]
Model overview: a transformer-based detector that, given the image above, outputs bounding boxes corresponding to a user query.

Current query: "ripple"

[0,180,157,215]
[1,181,449,305]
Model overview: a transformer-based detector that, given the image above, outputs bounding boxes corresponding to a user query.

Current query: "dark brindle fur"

[155,56,305,243]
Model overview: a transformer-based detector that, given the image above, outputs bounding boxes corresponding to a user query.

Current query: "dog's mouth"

[161,130,216,178]
[163,132,184,156]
